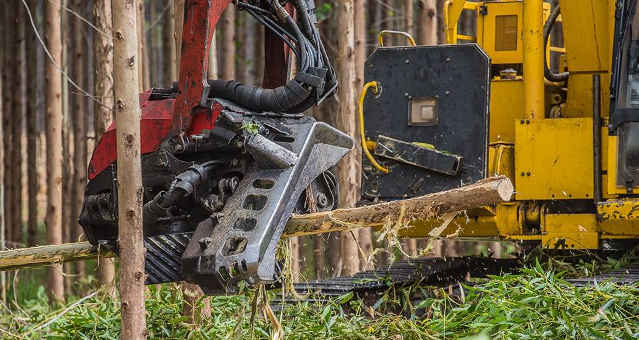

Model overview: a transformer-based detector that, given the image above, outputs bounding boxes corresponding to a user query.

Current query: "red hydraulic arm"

[172,0,231,134]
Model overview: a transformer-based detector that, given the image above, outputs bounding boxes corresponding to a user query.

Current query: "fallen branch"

[0,176,512,272]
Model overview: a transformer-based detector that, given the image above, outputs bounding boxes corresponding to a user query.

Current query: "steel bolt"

[316,192,329,208]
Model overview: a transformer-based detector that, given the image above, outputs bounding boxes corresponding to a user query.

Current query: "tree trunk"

[113,0,146,337]
[220,5,236,80]
[136,0,146,92]
[72,0,87,280]
[254,23,264,85]
[45,0,65,304]
[174,0,184,74]
[3,1,15,248]
[93,0,116,293]
[62,0,75,297]
[418,0,437,45]
[13,0,26,248]
[336,0,361,276]
[354,0,373,269]
[436,0,446,44]
[404,0,415,36]
[26,0,39,248]
[164,0,177,85]
[0,1,6,302]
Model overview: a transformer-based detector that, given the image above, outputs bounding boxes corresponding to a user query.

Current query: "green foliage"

[1,261,638,339]
[315,3,333,23]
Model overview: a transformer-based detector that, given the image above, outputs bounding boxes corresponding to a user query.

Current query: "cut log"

[0,242,115,271]
[284,175,513,237]
[0,176,512,271]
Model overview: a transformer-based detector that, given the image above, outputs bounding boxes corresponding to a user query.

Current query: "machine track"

[272,257,639,310]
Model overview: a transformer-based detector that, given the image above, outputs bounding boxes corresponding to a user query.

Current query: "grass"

[0,258,638,339]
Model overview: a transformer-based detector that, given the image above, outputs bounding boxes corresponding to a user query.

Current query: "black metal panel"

[362,44,490,199]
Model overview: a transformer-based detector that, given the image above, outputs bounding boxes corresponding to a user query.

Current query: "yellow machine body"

[396,0,639,249]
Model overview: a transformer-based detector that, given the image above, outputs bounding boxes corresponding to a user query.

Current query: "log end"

[496,177,514,202]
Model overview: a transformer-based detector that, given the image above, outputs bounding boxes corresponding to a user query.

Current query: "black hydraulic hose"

[212,1,336,113]
[544,5,570,82]
[208,79,312,113]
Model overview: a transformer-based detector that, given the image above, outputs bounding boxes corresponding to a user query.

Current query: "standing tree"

[354,0,373,269]
[418,0,437,45]
[220,5,236,80]
[164,0,177,85]
[45,0,65,303]
[93,0,116,293]
[336,0,361,276]
[404,0,415,36]
[0,1,5,302]
[72,0,87,280]
[13,2,26,247]
[26,0,39,248]
[112,0,146,337]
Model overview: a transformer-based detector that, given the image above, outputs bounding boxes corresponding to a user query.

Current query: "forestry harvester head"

[79,0,352,294]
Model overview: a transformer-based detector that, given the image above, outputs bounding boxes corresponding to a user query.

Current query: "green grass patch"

[0,260,638,339]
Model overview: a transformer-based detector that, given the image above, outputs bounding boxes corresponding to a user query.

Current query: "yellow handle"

[377,30,417,47]
[359,81,390,174]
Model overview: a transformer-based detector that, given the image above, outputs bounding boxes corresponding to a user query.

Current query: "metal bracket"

[181,118,352,294]
[374,135,462,176]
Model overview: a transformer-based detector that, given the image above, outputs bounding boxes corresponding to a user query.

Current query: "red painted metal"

[173,0,231,133]
[88,92,175,180]
[88,1,294,181]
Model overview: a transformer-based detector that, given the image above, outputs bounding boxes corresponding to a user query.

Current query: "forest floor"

[0,253,638,339]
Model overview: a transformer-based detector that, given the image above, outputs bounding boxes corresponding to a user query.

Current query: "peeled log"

[284,176,514,237]
[0,176,512,271]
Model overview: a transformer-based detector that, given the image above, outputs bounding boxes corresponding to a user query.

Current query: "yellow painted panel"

[564,73,611,118]
[515,118,594,200]
[489,79,525,143]
[542,214,598,249]
[597,199,639,235]
[482,2,523,64]
[558,0,611,72]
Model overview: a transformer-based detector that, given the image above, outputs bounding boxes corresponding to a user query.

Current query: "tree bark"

[12,0,27,248]
[220,4,236,80]
[404,0,415,36]
[418,0,437,45]
[71,0,87,280]
[354,0,373,270]
[136,0,147,92]
[112,0,146,337]
[0,1,6,302]
[2,1,16,247]
[93,0,116,293]
[336,0,361,276]
[174,0,184,74]
[62,0,75,297]
[45,0,65,304]
[163,0,177,85]
[26,0,39,248]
